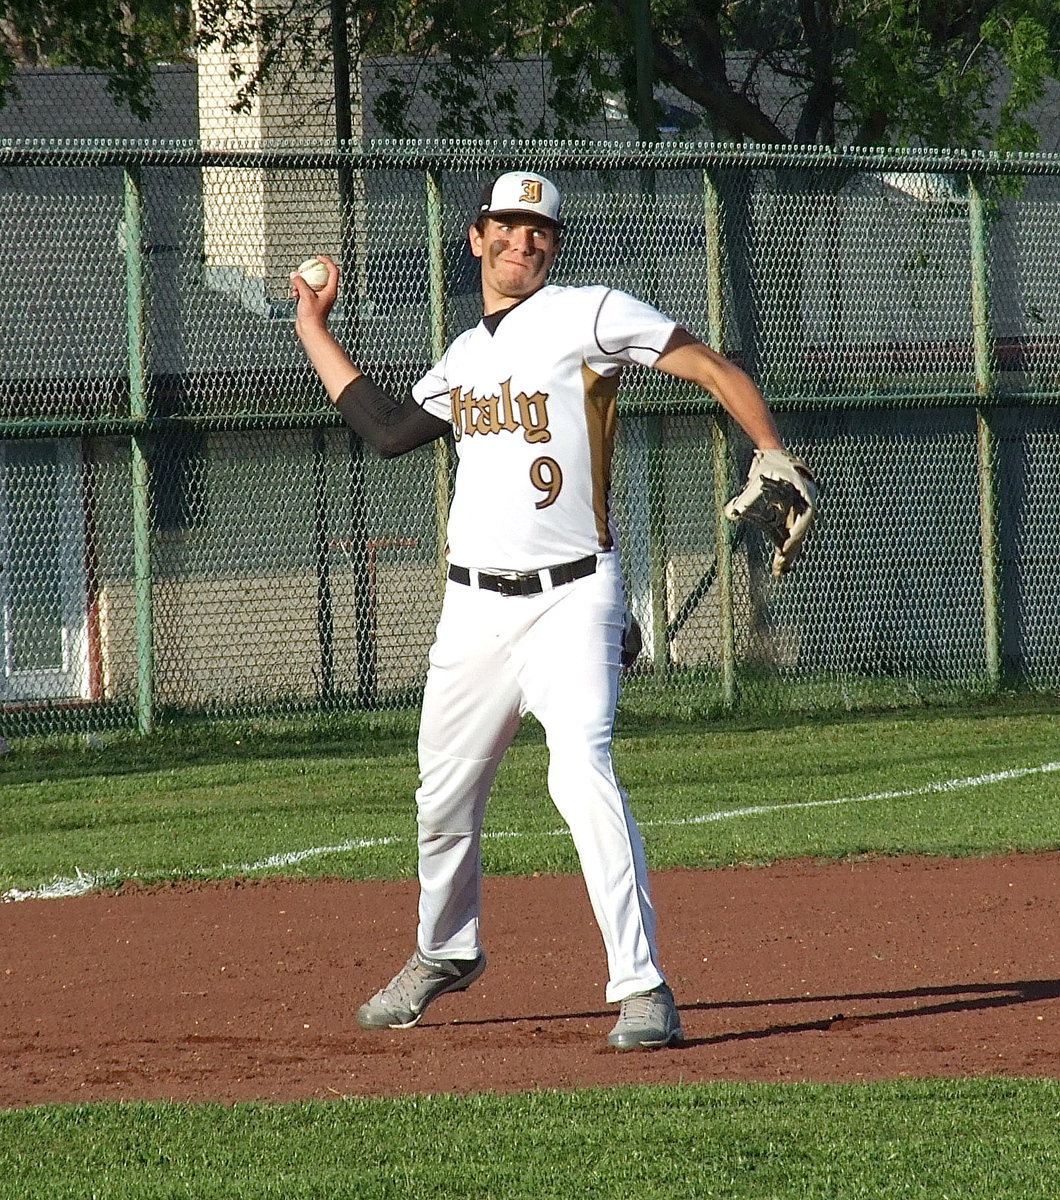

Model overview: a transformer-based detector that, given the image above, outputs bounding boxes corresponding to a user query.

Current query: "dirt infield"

[2,852,1059,1108]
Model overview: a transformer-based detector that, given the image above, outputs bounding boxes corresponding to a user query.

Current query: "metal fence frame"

[2,140,1059,738]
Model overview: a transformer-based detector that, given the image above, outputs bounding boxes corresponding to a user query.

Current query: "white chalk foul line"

[648,761,1060,828]
[1,836,402,904]
[5,760,1058,903]
[240,835,401,872]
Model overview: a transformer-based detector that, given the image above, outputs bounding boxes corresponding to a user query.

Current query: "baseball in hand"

[295,257,330,291]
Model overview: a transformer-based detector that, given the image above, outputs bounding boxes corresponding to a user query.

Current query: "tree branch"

[794,0,836,143]
[652,39,788,141]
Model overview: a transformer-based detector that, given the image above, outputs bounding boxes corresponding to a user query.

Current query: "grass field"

[3,1080,1060,1200]
[2,693,1059,1197]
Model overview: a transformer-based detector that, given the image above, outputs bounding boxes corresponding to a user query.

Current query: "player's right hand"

[290,255,340,335]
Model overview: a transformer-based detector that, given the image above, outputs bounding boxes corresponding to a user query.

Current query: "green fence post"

[331,95,377,711]
[704,170,736,709]
[641,197,668,674]
[968,175,1002,691]
[124,164,154,735]
[632,0,655,144]
[427,168,453,593]
[312,428,337,706]
[646,414,670,674]
[628,11,668,671]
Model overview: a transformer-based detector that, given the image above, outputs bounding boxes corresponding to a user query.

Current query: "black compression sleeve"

[335,375,450,458]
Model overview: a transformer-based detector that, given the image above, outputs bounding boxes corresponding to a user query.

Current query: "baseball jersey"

[412,284,678,572]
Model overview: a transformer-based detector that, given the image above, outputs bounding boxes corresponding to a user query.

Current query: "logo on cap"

[479,171,563,227]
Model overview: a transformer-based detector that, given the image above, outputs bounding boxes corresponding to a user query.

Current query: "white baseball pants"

[414,550,665,1003]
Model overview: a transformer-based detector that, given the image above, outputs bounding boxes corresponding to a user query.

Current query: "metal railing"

[2,140,1059,739]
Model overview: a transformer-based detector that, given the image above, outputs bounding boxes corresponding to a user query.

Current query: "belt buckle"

[495,571,535,597]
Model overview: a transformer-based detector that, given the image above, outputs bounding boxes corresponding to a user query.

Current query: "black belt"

[447,554,597,597]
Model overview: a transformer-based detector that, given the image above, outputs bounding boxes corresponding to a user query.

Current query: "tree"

[0,0,192,119]
[634,0,1060,151]
[189,0,1060,149]
[188,0,1060,387]
[5,0,1058,149]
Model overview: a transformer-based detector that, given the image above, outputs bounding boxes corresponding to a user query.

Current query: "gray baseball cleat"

[356,949,487,1029]
[607,982,684,1050]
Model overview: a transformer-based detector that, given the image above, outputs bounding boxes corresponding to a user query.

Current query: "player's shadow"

[448,978,1060,1047]
[676,977,1060,1047]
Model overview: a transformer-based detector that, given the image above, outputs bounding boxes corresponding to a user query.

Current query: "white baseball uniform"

[409,284,678,1003]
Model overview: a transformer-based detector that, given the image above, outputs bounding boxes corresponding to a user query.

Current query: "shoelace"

[382,957,440,1004]
[617,991,662,1025]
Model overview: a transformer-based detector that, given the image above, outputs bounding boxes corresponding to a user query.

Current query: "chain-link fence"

[1,139,1059,741]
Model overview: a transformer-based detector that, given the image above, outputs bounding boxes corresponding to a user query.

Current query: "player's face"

[469,217,560,308]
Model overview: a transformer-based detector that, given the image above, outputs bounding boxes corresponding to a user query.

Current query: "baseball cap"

[477,171,563,228]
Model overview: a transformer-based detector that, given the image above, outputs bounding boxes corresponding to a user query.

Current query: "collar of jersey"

[480,287,543,335]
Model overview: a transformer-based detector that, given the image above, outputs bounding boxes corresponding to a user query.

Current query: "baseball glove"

[621,611,643,669]
[724,449,818,577]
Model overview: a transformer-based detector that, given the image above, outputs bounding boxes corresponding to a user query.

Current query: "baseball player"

[292,171,816,1050]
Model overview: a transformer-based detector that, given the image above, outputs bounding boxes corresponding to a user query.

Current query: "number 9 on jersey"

[530,456,563,509]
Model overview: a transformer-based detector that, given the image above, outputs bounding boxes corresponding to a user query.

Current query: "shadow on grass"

[0,713,423,786]
[3,691,1057,788]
